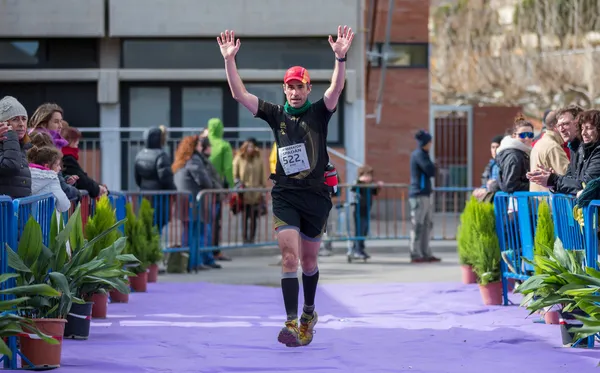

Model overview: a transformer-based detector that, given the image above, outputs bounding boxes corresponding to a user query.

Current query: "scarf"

[61,146,79,161]
[29,163,50,171]
[31,128,68,149]
[284,100,311,116]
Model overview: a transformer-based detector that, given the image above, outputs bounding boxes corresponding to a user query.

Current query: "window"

[237,83,341,143]
[0,39,98,68]
[309,84,340,143]
[182,88,223,128]
[129,87,171,140]
[369,43,429,68]
[0,83,99,129]
[366,43,381,68]
[237,84,280,142]
[0,41,39,65]
[121,38,333,69]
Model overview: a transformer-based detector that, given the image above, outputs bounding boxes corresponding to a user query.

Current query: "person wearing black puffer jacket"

[134,126,176,191]
[0,96,32,198]
[495,114,534,193]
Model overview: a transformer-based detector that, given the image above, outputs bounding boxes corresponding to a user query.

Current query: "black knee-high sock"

[281,272,299,321]
[302,267,319,315]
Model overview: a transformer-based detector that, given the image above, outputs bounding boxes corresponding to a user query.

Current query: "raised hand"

[217,30,241,60]
[328,25,355,59]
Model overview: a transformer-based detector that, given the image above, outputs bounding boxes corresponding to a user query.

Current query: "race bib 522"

[278,143,310,175]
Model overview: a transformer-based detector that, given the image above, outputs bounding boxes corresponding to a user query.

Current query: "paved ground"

[50,248,600,372]
[159,251,462,286]
[213,208,462,248]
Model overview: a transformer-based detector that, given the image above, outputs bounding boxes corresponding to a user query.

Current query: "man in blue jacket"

[409,130,440,263]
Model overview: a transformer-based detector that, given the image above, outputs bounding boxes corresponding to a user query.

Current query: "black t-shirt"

[255,98,335,181]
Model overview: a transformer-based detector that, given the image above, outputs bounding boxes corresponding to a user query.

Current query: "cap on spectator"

[492,135,504,144]
[0,96,27,122]
[284,66,311,85]
[415,129,432,147]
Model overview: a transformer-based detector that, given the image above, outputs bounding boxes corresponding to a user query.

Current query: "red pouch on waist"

[324,167,338,193]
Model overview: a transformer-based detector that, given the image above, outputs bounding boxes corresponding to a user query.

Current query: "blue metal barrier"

[109,192,127,234]
[0,197,14,299]
[582,201,600,270]
[550,194,586,251]
[494,192,553,305]
[13,194,55,248]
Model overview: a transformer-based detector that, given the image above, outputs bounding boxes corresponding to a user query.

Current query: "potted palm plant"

[5,216,80,368]
[457,197,479,284]
[84,196,123,318]
[139,199,163,283]
[55,207,138,339]
[470,201,503,305]
[515,239,589,346]
[0,274,60,368]
[124,202,149,292]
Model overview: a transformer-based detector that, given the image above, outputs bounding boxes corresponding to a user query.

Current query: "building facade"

[0,0,431,189]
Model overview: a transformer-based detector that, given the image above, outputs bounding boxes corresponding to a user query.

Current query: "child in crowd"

[27,145,71,213]
[349,165,383,260]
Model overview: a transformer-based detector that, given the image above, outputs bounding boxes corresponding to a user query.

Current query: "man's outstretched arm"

[218,30,259,115]
[324,25,355,112]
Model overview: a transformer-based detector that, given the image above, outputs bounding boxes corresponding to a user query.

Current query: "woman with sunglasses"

[495,114,534,193]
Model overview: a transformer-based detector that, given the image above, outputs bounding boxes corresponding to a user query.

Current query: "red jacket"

[532,132,570,160]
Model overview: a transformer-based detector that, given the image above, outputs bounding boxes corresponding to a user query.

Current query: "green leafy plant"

[563,266,600,343]
[0,274,60,358]
[6,205,139,319]
[124,202,148,275]
[533,200,554,275]
[457,197,478,267]
[470,201,501,286]
[84,196,121,258]
[515,238,587,315]
[55,206,139,299]
[6,215,80,319]
[139,199,163,265]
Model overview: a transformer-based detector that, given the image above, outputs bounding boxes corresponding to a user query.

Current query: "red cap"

[283,66,311,85]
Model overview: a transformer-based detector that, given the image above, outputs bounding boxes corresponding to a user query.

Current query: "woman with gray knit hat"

[0,96,32,198]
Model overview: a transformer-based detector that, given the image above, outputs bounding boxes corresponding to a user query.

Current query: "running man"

[218,26,354,347]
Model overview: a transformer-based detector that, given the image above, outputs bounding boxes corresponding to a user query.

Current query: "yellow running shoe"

[298,311,318,346]
[277,319,300,347]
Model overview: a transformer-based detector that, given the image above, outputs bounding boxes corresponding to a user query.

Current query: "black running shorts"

[272,184,332,240]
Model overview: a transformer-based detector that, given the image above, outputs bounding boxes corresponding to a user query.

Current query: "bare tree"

[431,0,600,115]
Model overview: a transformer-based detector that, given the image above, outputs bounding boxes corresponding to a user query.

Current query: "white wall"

[109,0,358,37]
[0,0,105,37]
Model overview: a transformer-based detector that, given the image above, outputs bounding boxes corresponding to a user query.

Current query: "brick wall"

[472,106,522,186]
[365,0,430,184]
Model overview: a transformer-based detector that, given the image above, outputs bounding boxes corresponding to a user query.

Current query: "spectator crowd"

[0,95,279,272]
[470,105,600,202]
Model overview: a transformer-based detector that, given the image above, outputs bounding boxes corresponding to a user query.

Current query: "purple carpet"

[55,282,598,373]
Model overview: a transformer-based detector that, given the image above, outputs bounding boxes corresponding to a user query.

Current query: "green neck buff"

[284,100,311,116]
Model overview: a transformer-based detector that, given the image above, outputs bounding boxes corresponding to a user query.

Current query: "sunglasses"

[518,132,534,139]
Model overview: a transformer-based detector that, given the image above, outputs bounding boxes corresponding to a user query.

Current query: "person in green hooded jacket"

[206,118,234,188]
[204,118,234,261]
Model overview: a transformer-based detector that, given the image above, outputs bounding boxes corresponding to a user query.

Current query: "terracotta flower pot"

[19,318,66,369]
[110,289,129,303]
[147,263,159,283]
[544,310,560,325]
[90,292,108,319]
[129,271,148,292]
[479,281,503,305]
[461,265,477,284]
